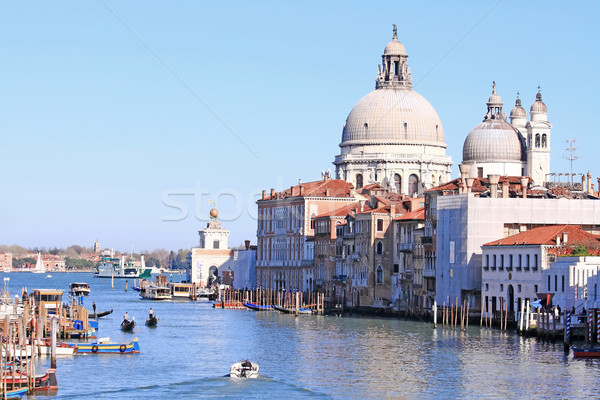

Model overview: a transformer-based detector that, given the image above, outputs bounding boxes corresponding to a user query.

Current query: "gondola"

[145,315,158,327]
[120,319,136,332]
[89,309,113,319]
[272,305,313,314]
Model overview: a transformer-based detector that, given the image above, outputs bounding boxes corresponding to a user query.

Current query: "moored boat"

[3,367,58,391]
[572,346,600,358]
[25,338,78,356]
[0,387,28,399]
[229,360,259,378]
[243,303,273,311]
[69,282,91,296]
[76,337,140,354]
[273,305,313,314]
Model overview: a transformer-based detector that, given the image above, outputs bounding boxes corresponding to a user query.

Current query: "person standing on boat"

[124,312,130,321]
[148,307,154,319]
[93,302,97,315]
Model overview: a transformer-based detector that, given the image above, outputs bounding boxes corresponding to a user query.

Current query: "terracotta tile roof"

[314,203,361,219]
[483,225,600,247]
[394,207,425,221]
[260,179,353,200]
[427,176,532,196]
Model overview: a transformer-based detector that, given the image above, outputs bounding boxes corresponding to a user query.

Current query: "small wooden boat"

[69,282,90,296]
[273,305,313,314]
[121,319,136,332]
[145,315,158,327]
[3,368,58,391]
[25,338,77,356]
[572,346,600,358]
[76,337,140,354]
[243,303,273,311]
[229,360,259,378]
[89,308,113,319]
[0,387,28,399]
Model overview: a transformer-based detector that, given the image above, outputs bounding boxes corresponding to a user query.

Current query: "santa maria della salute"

[334,25,551,196]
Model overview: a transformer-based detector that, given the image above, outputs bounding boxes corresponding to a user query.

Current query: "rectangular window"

[485,283,489,291]
[500,255,504,270]
[548,275,551,291]
[509,254,513,268]
[213,240,220,249]
[518,254,522,269]
[376,219,384,232]
[526,254,530,269]
[477,167,483,178]
[493,255,497,269]
[486,254,489,268]
[518,284,522,293]
[500,284,504,291]
[534,284,538,293]
[534,254,539,269]
[562,275,565,292]
[554,275,558,292]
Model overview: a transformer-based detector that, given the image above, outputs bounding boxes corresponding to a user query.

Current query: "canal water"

[2,272,600,399]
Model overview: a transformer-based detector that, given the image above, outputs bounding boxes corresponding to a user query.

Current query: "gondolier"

[148,307,154,319]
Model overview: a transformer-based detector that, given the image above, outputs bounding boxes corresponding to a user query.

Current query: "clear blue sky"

[1,1,598,252]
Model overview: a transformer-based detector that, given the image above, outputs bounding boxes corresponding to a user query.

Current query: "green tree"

[572,245,589,256]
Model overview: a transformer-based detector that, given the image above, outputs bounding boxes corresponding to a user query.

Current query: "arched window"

[394,173,402,193]
[408,174,419,196]
[432,174,437,186]
[439,175,443,186]
[542,134,547,148]
[535,134,540,148]
[528,133,532,148]
[356,174,363,189]
[376,265,383,284]
[376,241,383,255]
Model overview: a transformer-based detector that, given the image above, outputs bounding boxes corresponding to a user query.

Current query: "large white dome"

[340,87,445,145]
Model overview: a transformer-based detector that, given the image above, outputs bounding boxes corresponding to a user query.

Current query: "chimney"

[581,175,586,190]
[270,188,275,198]
[325,188,330,197]
[562,232,568,244]
[299,185,304,196]
[390,203,396,218]
[488,174,500,198]
[520,177,528,198]
[465,177,475,194]
[459,164,471,194]
[501,180,509,198]
[359,200,365,212]
[588,171,593,194]
[244,240,250,250]
[556,235,561,246]
[262,190,266,200]
[290,186,294,197]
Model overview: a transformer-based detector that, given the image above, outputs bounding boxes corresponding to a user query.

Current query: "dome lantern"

[376,24,411,89]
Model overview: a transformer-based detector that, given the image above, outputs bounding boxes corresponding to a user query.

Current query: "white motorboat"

[69,282,91,296]
[229,360,259,378]
[139,286,172,300]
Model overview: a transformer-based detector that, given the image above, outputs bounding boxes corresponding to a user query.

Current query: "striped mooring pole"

[597,310,600,344]
[565,311,571,342]
[589,309,594,342]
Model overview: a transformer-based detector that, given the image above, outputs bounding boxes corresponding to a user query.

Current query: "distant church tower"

[198,208,230,250]
[525,89,551,186]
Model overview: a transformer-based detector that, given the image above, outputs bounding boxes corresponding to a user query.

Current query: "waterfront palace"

[252,27,600,314]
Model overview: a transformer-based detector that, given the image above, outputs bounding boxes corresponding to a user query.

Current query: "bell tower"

[526,88,552,185]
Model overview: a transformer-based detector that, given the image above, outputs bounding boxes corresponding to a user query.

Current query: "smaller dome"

[487,81,502,105]
[530,91,547,113]
[463,120,525,162]
[510,98,527,119]
[384,39,406,56]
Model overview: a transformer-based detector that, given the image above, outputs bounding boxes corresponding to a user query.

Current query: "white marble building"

[334,26,452,196]
[542,257,600,312]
